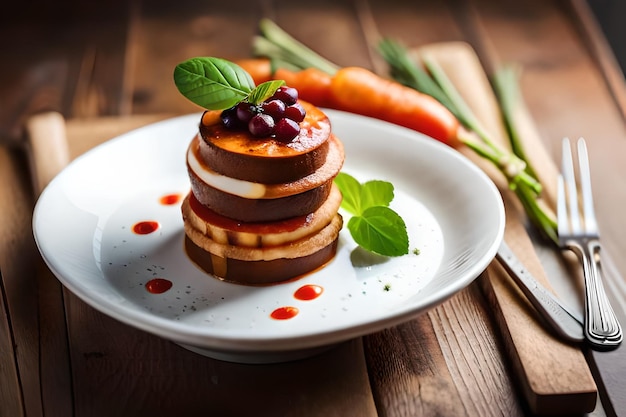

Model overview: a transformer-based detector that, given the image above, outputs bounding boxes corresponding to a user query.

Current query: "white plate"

[33,110,504,363]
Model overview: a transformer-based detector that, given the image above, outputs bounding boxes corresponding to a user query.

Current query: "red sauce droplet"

[145,278,173,294]
[132,221,159,235]
[270,306,299,320]
[294,284,323,301]
[160,193,182,205]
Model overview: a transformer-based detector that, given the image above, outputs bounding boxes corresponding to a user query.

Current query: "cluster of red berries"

[220,86,305,142]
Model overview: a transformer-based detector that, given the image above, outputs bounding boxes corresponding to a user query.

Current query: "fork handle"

[572,240,623,349]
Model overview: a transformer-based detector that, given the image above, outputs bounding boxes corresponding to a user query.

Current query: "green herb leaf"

[334,172,408,257]
[360,180,394,209]
[347,206,409,257]
[173,57,255,110]
[248,80,285,105]
[334,172,363,215]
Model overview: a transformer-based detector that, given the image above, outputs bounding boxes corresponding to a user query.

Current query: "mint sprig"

[173,57,284,110]
[334,172,409,257]
[248,79,286,105]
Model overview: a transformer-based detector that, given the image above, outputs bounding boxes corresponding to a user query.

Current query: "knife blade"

[495,241,584,343]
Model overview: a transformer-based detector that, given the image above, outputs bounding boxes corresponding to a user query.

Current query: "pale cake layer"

[183,214,343,285]
[181,184,342,248]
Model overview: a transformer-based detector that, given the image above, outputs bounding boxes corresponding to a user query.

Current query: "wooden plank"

[364,284,523,417]
[429,285,523,416]
[0,147,28,417]
[0,146,43,417]
[272,0,373,70]
[56,1,133,118]
[0,10,70,141]
[462,1,626,415]
[128,0,266,115]
[25,112,75,417]
[66,293,377,417]
[419,39,597,414]
[360,1,596,413]
[361,0,465,62]
[0,7,89,410]
[0,0,132,136]
[358,2,523,416]
[568,0,626,121]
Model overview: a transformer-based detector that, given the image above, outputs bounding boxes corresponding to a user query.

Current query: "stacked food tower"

[182,86,344,285]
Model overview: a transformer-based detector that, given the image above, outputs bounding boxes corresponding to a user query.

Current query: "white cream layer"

[187,139,267,199]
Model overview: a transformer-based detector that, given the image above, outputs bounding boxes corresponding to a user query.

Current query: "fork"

[557,137,623,349]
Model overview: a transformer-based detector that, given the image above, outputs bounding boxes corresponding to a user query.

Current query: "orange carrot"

[235,60,334,107]
[273,67,334,107]
[236,60,459,146]
[329,67,460,146]
[235,58,273,84]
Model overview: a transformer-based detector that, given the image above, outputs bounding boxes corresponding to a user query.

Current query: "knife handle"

[496,242,584,343]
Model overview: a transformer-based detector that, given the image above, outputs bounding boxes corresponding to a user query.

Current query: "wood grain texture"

[464,3,626,415]
[364,284,522,417]
[486,199,597,414]
[569,0,626,121]
[0,145,48,417]
[0,147,30,417]
[65,293,377,417]
[24,112,76,417]
[365,314,469,417]
[419,40,597,414]
[429,285,522,416]
[3,0,626,416]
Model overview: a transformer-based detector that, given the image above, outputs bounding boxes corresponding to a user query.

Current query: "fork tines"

[558,138,597,237]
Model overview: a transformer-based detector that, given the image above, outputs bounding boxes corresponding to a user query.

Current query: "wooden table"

[2,1,626,416]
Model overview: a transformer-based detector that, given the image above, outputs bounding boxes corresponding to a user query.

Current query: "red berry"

[236,102,255,123]
[284,103,306,122]
[221,106,241,129]
[274,118,300,142]
[262,99,286,120]
[272,86,298,105]
[248,114,274,137]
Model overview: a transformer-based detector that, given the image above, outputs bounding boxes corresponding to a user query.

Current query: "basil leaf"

[248,80,285,105]
[173,57,255,110]
[361,180,394,209]
[334,172,362,215]
[347,206,408,257]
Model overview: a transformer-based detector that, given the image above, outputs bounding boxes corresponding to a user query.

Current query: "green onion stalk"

[253,19,558,244]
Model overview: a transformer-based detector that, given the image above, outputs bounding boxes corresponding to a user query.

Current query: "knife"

[495,241,584,343]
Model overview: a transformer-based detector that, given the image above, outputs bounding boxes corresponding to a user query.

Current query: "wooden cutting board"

[418,42,597,414]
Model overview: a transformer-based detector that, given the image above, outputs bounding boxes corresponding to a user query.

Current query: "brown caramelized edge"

[184,235,339,285]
